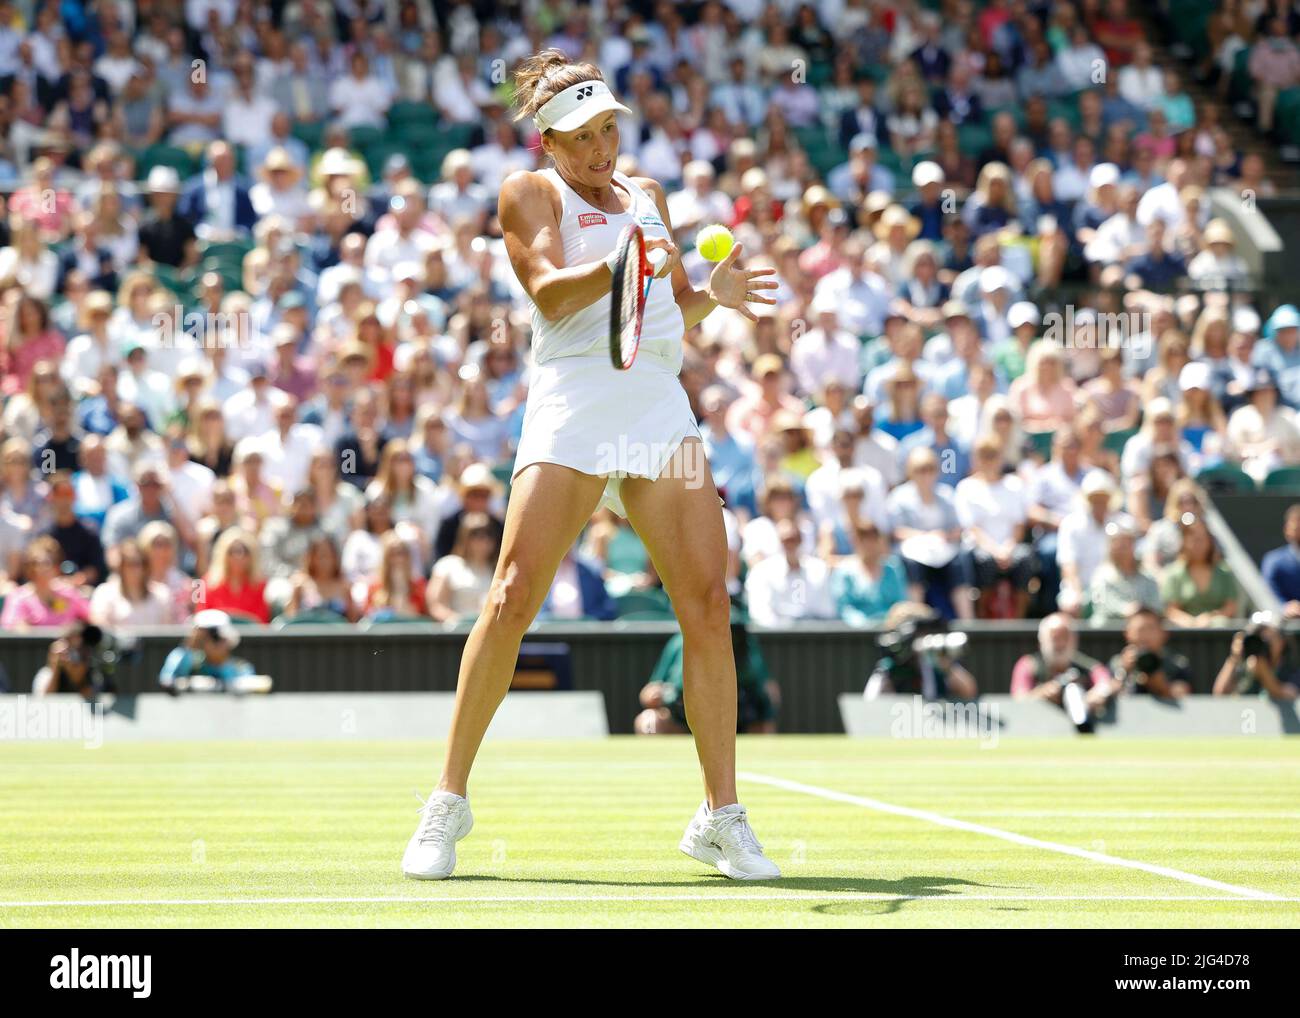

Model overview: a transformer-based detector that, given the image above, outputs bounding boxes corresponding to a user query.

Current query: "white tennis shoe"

[679,801,781,880]
[402,791,473,880]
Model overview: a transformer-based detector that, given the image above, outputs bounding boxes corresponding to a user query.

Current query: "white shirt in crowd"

[954,473,1027,547]
[744,553,835,626]
[168,459,217,522]
[790,327,862,394]
[804,462,890,535]
[740,514,817,566]
[1057,509,1130,592]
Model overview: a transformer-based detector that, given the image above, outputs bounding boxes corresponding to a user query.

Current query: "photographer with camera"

[1213,613,1300,701]
[159,609,268,694]
[32,619,125,700]
[1107,607,1193,698]
[865,602,978,701]
[1012,612,1116,731]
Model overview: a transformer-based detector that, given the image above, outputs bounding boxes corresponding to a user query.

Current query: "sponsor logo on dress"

[578,212,607,228]
[638,214,665,228]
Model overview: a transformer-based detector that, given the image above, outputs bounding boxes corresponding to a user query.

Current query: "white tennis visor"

[533,79,632,133]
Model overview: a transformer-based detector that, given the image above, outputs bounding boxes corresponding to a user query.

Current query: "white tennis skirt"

[512,352,702,517]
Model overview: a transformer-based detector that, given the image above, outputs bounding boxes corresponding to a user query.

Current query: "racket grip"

[647,248,668,277]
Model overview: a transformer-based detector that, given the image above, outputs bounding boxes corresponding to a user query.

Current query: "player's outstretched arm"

[636,176,778,329]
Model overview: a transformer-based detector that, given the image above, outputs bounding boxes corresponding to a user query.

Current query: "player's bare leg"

[403,462,605,879]
[621,437,779,879]
[440,462,605,791]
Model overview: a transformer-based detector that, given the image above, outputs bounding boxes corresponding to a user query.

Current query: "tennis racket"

[609,223,667,371]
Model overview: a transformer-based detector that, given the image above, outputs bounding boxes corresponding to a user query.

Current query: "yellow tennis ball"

[697,224,734,262]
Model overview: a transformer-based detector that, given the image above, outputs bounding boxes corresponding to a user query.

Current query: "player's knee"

[674,579,731,636]
[484,565,538,632]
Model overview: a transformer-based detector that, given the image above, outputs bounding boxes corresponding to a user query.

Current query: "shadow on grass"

[422,873,1008,907]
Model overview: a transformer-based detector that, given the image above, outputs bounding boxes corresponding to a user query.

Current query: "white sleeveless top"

[529,168,685,370]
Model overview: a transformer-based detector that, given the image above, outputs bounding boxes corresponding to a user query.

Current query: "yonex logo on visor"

[533,79,632,133]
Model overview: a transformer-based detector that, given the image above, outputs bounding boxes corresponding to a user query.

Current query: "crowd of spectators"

[0,0,1297,653]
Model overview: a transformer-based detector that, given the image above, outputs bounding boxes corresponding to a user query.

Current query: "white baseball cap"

[979,265,1014,294]
[193,609,240,648]
[1088,162,1120,189]
[1179,361,1212,391]
[912,160,945,188]
[1007,301,1041,329]
[147,165,181,193]
[1232,306,1261,334]
[533,79,632,133]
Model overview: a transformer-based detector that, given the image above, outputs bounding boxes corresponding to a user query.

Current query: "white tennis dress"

[512,168,701,516]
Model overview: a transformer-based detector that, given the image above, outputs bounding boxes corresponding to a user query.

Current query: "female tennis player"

[402,50,781,881]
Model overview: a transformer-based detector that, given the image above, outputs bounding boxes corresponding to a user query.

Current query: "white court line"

[738,771,1286,902]
[1,894,1298,909]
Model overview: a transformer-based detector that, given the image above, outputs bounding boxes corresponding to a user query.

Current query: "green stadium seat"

[388,101,439,128]
[1026,430,1054,461]
[1195,465,1257,493]
[201,240,254,266]
[956,124,993,160]
[359,141,406,179]
[1263,466,1300,492]
[392,121,443,151]
[290,120,327,152]
[346,124,387,151]
[137,144,199,180]
[615,589,672,618]
[276,609,352,627]
[360,614,438,629]
[490,462,515,491]
[617,609,678,622]
[1103,426,1139,457]
[605,527,649,576]
[435,122,478,151]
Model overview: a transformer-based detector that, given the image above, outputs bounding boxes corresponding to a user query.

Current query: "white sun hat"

[533,80,633,133]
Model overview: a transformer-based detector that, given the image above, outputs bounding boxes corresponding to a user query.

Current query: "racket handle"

[647,248,668,277]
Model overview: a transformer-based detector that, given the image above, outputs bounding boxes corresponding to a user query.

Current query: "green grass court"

[2,737,1298,928]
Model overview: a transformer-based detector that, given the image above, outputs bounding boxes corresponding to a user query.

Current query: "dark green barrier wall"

[1210,493,1297,566]
[0,623,1246,733]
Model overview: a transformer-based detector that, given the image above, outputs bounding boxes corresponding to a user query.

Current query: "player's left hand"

[707,243,778,322]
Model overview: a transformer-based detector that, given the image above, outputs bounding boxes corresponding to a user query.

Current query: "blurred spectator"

[428,510,498,623]
[0,535,90,629]
[195,527,269,624]
[745,517,834,626]
[1089,519,1163,625]
[887,447,972,620]
[89,539,174,628]
[41,470,105,586]
[432,463,504,562]
[1161,517,1240,627]
[364,531,429,620]
[955,435,1032,616]
[1057,472,1131,614]
[830,519,908,626]
[1261,505,1300,620]
[285,534,360,621]
[538,547,617,622]
[1227,368,1300,483]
